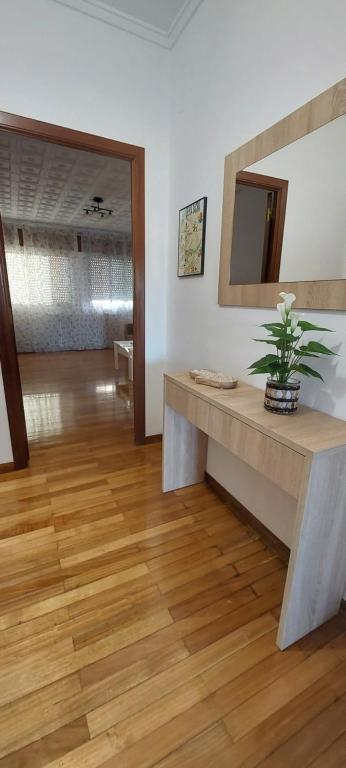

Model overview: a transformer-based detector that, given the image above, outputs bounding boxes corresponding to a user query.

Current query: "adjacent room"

[0,1,345,767]
[0,130,134,447]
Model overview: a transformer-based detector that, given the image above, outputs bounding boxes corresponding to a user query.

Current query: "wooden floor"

[18,349,133,445]
[0,350,344,766]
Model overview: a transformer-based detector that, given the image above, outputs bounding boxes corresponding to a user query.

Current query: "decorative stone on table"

[190,369,238,389]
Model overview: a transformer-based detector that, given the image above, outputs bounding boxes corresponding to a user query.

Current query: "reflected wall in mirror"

[219,78,346,309]
[230,116,346,285]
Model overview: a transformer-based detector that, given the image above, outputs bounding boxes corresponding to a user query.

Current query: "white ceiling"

[52,0,203,47]
[96,0,188,32]
[0,129,132,232]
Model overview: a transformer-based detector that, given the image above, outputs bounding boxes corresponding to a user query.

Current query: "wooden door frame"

[0,110,146,467]
[235,171,288,283]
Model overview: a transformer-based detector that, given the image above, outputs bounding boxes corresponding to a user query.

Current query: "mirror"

[218,78,346,310]
[230,115,346,285]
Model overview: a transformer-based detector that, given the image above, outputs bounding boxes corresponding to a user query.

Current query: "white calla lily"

[277,301,286,323]
[290,312,300,333]
[279,292,296,313]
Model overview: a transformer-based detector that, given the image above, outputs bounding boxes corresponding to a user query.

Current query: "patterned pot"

[264,378,300,415]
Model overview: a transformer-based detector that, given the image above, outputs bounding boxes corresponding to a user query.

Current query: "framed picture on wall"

[178,196,207,277]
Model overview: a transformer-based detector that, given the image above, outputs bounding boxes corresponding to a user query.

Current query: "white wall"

[167,0,346,550]
[0,365,12,464]
[0,0,171,451]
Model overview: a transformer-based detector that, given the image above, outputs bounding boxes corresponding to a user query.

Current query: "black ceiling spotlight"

[83,196,113,219]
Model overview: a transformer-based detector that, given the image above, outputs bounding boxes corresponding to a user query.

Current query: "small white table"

[113,340,133,381]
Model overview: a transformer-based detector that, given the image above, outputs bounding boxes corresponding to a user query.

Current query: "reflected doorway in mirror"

[230,171,288,285]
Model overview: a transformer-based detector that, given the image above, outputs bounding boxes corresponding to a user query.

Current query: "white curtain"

[4,223,133,353]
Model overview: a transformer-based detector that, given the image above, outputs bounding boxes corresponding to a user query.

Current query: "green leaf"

[260,323,284,331]
[295,349,320,359]
[267,329,299,341]
[248,365,278,376]
[300,341,336,356]
[298,321,333,332]
[248,354,278,369]
[292,363,324,381]
[259,323,291,340]
[253,339,295,352]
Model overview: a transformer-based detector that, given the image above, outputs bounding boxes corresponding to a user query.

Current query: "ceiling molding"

[51,0,203,48]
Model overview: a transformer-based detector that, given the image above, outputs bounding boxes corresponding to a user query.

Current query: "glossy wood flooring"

[18,349,133,445]
[0,350,345,766]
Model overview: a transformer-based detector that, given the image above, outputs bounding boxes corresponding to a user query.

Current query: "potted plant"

[248,292,336,414]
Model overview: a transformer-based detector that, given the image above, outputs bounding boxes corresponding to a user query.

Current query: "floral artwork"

[178,197,207,277]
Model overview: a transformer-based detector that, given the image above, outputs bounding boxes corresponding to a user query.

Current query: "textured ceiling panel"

[0,130,131,232]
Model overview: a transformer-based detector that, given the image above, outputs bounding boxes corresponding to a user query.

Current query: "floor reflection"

[23,392,65,437]
[18,349,133,444]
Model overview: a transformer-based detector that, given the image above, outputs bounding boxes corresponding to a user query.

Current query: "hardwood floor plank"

[0,717,89,768]
[36,732,119,768]
[0,564,148,629]
[256,693,346,767]
[87,613,277,737]
[156,553,237,594]
[98,700,225,768]
[0,675,82,759]
[59,517,195,568]
[224,645,343,741]
[0,641,188,759]
[79,630,188,688]
[220,658,346,768]
[152,723,234,768]
[309,731,346,767]
[111,676,209,750]
[167,557,283,616]
[172,585,256,634]
[184,586,284,653]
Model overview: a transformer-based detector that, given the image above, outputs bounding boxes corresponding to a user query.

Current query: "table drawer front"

[208,405,304,499]
[166,381,210,433]
[166,381,304,499]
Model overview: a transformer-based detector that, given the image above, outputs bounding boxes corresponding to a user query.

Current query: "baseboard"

[205,472,290,565]
[0,462,14,475]
[144,434,162,445]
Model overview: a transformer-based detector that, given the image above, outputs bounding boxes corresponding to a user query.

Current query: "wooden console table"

[163,373,346,649]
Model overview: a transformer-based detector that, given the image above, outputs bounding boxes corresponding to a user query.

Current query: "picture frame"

[177,196,207,277]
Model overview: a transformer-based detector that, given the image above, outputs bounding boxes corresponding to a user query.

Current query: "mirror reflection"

[230,115,346,285]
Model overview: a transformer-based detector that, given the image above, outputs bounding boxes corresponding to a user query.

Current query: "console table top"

[165,372,346,456]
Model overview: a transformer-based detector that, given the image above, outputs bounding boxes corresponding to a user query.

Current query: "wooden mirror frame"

[218,78,346,310]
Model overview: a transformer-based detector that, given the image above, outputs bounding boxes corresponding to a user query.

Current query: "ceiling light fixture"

[83,196,113,219]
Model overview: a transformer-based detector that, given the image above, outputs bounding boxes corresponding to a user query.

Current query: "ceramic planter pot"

[264,378,300,414]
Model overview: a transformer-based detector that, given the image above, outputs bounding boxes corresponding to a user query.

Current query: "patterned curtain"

[4,223,133,353]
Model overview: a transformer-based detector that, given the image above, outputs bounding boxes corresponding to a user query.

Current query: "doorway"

[0,111,145,469]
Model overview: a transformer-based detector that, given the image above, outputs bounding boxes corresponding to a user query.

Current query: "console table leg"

[163,404,208,492]
[277,449,346,649]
